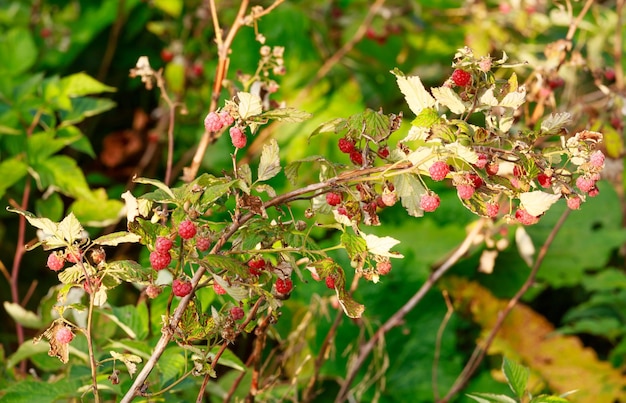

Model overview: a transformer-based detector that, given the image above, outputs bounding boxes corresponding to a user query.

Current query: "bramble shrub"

[1,1,625,403]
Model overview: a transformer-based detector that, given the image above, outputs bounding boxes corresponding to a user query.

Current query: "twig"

[432,290,454,402]
[440,209,571,402]
[565,0,594,42]
[614,0,624,91]
[335,220,486,403]
[247,313,274,402]
[97,0,126,82]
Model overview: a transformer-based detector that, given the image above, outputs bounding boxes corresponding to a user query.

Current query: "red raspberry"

[150,251,172,271]
[566,196,582,210]
[160,49,174,63]
[475,153,488,169]
[588,186,600,197]
[56,327,74,344]
[376,261,392,275]
[230,306,245,321]
[230,127,247,149]
[457,184,475,200]
[326,192,342,206]
[275,278,293,294]
[605,68,616,82]
[337,206,353,219]
[515,208,540,225]
[219,111,235,127]
[576,176,595,193]
[537,173,552,188]
[145,285,162,299]
[155,236,173,253]
[467,174,484,188]
[420,193,440,212]
[213,282,227,295]
[248,258,265,276]
[513,165,525,177]
[589,150,605,168]
[486,202,499,218]
[83,278,101,294]
[196,237,211,252]
[349,150,363,165]
[451,69,472,87]
[66,249,82,264]
[47,252,65,272]
[429,161,450,181]
[178,219,197,240]
[486,162,499,176]
[338,137,355,153]
[377,146,390,159]
[172,279,193,297]
[325,276,335,289]
[204,111,224,132]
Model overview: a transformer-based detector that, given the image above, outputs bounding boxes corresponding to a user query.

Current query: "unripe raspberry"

[213,282,227,295]
[429,161,450,181]
[349,150,363,165]
[537,173,552,188]
[338,137,355,153]
[326,192,342,206]
[589,150,605,168]
[230,127,247,149]
[457,184,475,200]
[325,276,335,289]
[515,208,540,225]
[566,196,582,210]
[155,236,173,253]
[178,219,197,240]
[150,251,172,271]
[196,237,211,252]
[576,176,595,193]
[420,193,440,212]
[90,248,106,265]
[376,260,392,275]
[56,326,74,344]
[145,284,162,299]
[451,69,472,87]
[204,112,224,132]
[486,202,500,218]
[486,162,499,176]
[219,111,235,127]
[475,153,488,169]
[275,278,293,294]
[478,58,492,72]
[172,279,192,297]
[47,252,65,272]
[230,306,245,321]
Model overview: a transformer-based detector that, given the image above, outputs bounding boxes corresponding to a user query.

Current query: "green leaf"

[341,232,367,260]
[466,393,518,403]
[164,59,186,94]
[69,188,125,227]
[107,260,153,284]
[210,346,245,371]
[133,177,176,200]
[0,27,37,76]
[284,155,335,185]
[33,155,92,200]
[259,107,312,123]
[257,139,281,181]
[110,304,150,340]
[238,92,263,119]
[0,378,83,403]
[153,0,183,17]
[59,72,116,97]
[0,156,28,199]
[502,356,529,399]
[35,193,64,223]
[412,107,440,128]
[193,174,236,205]
[58,97,116,126]
[3,302,44,329]
[203,255,246,276]
[530,395,572,403]
[308,117,347,139]
[93,231,141,246]
[347,109,391,142]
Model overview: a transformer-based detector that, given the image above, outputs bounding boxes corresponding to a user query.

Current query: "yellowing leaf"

[392,70,436,116]
[257,139,281,181]
[110,351,142,377]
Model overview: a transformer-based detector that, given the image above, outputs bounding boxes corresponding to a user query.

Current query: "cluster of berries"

[338,137,389,166]
[204,111,247,149]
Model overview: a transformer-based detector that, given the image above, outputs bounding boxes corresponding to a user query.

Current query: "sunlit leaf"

[432,86,466,114]
[519,191,561,217]
[259,107,312,122]
[502,356,529,399]
[110,351,142,378]
[238,92,263,119]
[257,139,281,181]
[466,393,517,403]
[3,302,44,329]
[392,69,436,115]
[59,72,116,97]
[540,113,572,135]
[361,233,404,258]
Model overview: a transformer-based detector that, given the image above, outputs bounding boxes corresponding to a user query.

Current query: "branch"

[335,220,486,402]
[440,209,571,402]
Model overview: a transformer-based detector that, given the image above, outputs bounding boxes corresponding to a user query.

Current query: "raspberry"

[337,206,352,218]
[467,174,484,188]
[178,219,197,240]
[275,278,293,294]
[230,127,247,149]
[513,165,525,177]
[377,146,390,159]
[172,279,192,297]
[155,236,173,253]
[420,193,440,212]
[486,162,499,176]
[56,327,74,344]
[145,285,162,299]
[457,184,475,200]
[219,111,235,127]
[349,150,363,165]
[196,237,211,252]
[478,58,492,72]
[451,69,472,87]
[325,276,335,289]
[486,202,499,218]
[213,282,226,295]
[150,251,172,271]
[326,192,342,206]
[576,176,595,193]
[475,153,488,169]
[429,161,450,181]
[338,137,355,153]
[515,208,540,225]
[381,191,397,207]
[605,68,616,81]
[376,260,392,275]
[204,112,224,132]
[90,248,106,265]
[47,252,65,272]
[230,306,245,321]
[589,150,605,168]
[566,196,582,210]
[248,257,265,270]
[537,173,552,188]
[66,249,82,264]
[588,186,600,197]
[83,278,101,294]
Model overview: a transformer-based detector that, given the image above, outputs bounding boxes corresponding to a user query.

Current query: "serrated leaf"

[58,97,116,127]
[348,109,391,142]
[238,164,252,188]
[466,393,518,403]
[479,87,499,106]
[257,138,281,181]
[361,233,404,258]
[500,86,526,109]
[432,86,466,114]
[7,207,67,249]
[203,255,246,276]
[133,177,176,200]
[3,302,44,328]
[341,232,367,260]
[59,72,116,97]
[209,346,245,371]
[390,173,426,217]
[212,274,248,301]
[238,92,263,119]
[412,107,440,128]
[57,212,85,245]
[519,191,561,217]
[502,356,529,399]
[540,113,572,135]
[259,107,311,122]
[107,260,153,284]
[392,69,436,115]
[445,141,479,164]
[93,231,142,246]
[110,351,142,378]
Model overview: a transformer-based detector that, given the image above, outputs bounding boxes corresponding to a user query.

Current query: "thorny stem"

[440,209,571,402]
[335,220,486,403]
